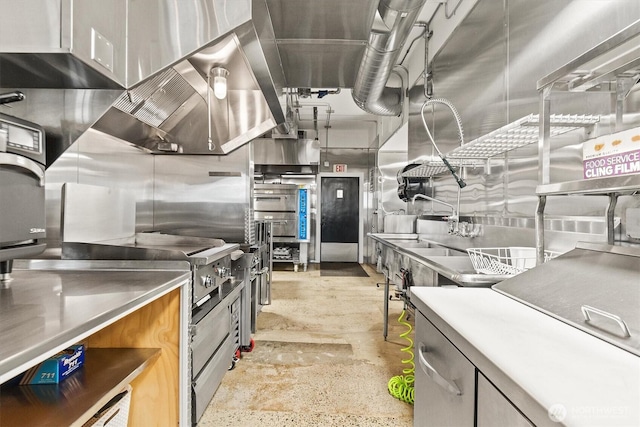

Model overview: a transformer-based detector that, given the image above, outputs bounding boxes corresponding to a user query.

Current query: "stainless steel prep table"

[369,233,510,340]
[411,287,640,426]
[0,260,191,384]
[369,233,510,287]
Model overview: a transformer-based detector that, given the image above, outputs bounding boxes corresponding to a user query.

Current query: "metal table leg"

[383,275,390,341]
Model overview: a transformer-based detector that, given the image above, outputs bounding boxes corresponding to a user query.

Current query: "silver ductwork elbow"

[352,0,426,116]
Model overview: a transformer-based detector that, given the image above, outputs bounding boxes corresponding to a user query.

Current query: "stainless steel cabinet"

[477,373,533,427]
[414,312,476,427]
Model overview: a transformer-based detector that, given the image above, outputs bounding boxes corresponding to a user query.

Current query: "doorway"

[319,176,362,262]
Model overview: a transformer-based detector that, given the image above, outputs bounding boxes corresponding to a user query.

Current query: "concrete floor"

[199,263,414,426]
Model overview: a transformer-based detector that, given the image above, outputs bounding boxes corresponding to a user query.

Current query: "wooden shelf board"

[0,347,160,427]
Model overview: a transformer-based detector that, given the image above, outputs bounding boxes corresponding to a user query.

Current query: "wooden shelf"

[0,348,160,427]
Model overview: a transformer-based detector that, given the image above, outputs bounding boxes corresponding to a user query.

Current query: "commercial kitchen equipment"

[494,242,640,357]
[254,183,310,271]
[59,183,243,425]
[0,113,47,281]
[140,219,272,348]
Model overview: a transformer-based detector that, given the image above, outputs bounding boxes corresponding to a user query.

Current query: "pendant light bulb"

[211,67,229,100]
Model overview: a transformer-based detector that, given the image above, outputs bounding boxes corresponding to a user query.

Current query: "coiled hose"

[387,310,415,404]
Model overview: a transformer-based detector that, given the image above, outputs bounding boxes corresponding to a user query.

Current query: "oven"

[254,183,309,270]
[0,112,47,281]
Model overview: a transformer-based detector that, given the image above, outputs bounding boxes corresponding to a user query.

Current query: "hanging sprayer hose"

[420,98,466,189]
[388,310,415,404]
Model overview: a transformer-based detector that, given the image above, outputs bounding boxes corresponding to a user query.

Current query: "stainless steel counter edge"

[1,261,191,384]
[410,288,640,426]
[368,233,510,286]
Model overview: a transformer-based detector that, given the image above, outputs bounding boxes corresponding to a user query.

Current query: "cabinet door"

[477,373,533,427]
[414,313,476,427]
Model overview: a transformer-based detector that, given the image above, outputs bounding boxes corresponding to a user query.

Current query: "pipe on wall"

[352,0,427,116]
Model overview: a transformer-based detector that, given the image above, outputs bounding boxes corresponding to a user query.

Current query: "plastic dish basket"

[467,247,559,275]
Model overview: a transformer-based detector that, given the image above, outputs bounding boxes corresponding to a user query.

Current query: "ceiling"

[264,0,440,137]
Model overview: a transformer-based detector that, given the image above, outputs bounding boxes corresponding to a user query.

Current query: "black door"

[320,177,359,262]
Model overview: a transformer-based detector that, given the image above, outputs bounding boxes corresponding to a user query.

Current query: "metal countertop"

[368,233,510,286]
[0,260,191,384]
[411,287,640,427]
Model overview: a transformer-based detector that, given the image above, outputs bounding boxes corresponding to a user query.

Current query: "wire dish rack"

[467,247,560,275]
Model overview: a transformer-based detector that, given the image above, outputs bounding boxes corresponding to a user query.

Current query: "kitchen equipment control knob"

[202,275,213,288]
[215,266,229,277]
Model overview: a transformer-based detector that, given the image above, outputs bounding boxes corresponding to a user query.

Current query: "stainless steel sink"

[406,247,468,257]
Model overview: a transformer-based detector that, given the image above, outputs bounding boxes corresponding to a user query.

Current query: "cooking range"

[60,183,243,425]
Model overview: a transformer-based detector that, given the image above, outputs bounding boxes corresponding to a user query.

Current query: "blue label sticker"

[298,189,307,240]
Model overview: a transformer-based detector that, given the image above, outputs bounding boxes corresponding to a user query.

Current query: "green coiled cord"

[387,309,415,404]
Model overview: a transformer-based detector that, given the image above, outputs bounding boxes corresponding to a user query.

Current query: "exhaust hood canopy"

[0,0,286,158]
[93,25,284,155]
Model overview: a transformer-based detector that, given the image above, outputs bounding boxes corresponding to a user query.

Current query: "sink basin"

[406,247,468,257]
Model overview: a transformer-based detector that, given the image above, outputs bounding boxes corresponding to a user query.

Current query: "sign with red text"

[333,163,348,173]
[583,127,640,179]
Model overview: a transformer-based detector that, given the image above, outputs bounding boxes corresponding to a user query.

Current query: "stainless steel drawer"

[193,334,233,423]
[414,312,476,427]
[191,302,230,376]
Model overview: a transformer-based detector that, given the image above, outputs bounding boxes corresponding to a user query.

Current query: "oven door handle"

[0,153,44,186]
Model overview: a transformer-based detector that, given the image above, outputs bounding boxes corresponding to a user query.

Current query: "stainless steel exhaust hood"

[0,0,286,158]
[93,26,285,155]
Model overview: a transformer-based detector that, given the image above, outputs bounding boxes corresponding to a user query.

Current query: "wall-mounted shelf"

[537,174,640,196]
[400,159,484,179]
[535,19,640,259]
[401,114,598,179]
[446,114,600,159]
[537,19,640,92]
[400,162,453,178]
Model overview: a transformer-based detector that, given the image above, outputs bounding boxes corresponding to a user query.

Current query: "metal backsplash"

[43,129,250,250]
[402,0,640,242]
[153,149,251,243]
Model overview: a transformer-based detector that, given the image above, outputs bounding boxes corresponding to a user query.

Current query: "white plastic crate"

[467,247,559,275]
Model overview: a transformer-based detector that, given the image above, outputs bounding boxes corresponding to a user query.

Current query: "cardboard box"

[20,344,85,385]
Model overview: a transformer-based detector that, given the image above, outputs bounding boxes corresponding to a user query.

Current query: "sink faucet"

[410,193,478,237]
[411,194,458,221]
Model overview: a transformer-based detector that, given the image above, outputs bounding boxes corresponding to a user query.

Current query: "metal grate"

[113,68,194,128]
[400,159,484,178]
[446,114,600,159]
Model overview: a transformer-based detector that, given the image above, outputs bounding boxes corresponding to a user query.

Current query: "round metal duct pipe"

[352,0,426,116]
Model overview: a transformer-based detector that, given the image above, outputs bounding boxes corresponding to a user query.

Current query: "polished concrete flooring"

[199,263,414,426]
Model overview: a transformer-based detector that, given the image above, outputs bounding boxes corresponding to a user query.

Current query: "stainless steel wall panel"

[153,148,251,243]
[404,0,640,237]
[0,89,122,168]
[253,138,320,165]
[43,130,155,249]
[127,0,252,86]
[76,131,155,232]
[378,151,408,217]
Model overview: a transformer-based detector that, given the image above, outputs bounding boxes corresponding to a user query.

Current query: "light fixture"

[210,67,229,100]
[206,66,230,151]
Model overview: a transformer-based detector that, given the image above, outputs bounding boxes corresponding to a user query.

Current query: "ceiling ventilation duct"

[352,0,427,116]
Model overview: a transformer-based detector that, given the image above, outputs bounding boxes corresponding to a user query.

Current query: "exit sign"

[333,164,348,172]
